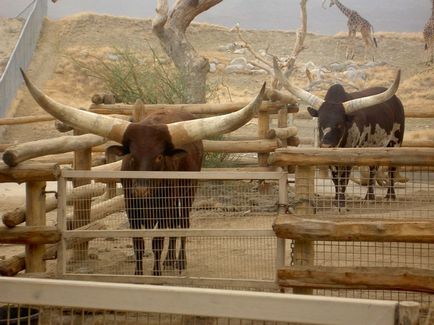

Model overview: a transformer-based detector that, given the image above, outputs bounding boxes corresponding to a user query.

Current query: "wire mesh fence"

[287,164,434,312]
[57,165,434,313]
[58,170,287,288]
[0,0,47,117]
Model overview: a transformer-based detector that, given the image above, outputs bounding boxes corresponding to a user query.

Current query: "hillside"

[1,13,434,145]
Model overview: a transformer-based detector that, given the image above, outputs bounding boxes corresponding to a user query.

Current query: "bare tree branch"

[234,0,308,89]
[152,0,223,103]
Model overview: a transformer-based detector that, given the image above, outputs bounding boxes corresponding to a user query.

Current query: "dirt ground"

[0,14,433,318]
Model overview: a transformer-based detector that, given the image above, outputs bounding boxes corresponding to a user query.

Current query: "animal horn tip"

[20,68,27,80]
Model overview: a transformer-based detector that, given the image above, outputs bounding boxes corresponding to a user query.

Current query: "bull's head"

[272,58,400,148]
[21,68,265,172]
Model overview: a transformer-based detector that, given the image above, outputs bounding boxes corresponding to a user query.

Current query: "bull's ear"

[165,148,188,159]
[106,145,128,157]
[307,107,318,117]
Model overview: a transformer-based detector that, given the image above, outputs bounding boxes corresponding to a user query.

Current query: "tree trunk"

[152,0,223,103]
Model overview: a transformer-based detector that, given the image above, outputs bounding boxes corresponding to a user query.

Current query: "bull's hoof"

[152,268,162,276]
[134,269,143,276]
[364,193,376,201]
[385,193,396,200]
[176,259,187,272]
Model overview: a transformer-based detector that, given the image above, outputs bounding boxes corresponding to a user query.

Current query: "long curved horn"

[167,83,266,147]
[343,70,401,114]
[21,69,130,143]
[272,57,324,110]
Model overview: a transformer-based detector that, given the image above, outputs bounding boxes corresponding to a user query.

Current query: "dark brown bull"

[109,110,203,276]
[274,61,403,209]
[21,69,265,275]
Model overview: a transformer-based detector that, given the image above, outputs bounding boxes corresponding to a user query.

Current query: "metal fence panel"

[289,165,434,311]
[57,170,287,289]
[0,0,47,117]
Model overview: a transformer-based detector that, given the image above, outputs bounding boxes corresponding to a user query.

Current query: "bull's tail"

[425,43,428,50]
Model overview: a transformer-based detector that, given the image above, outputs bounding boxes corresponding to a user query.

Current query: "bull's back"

[346,87,405,147]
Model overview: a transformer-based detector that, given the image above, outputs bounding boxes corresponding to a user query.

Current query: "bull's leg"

[162,196,178,271]
[177,237,187,272]
[332,166,351,209]
[365,166,378,200]
[176,188,193,272]
[152,236,164,276]
[338,166,351,208]
[331,168,341,205]
[163,237,177,270]
[385,166,397,200]
[132,237,145,275]
[127,208,145,276]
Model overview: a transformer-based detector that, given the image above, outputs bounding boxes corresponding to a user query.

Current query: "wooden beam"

[91,101,295,117]
[277,265,434,293]
[3,134,106,167]
[0,222,105,276]
[203,139,278,153]
[0,162,60,183]
[402,139,434,148]
[2,183,106,228]
[273,215,434,243]
[0,226,60,244]
[269,147,434,167]
[0,115,54,125]
[267,126,298,140]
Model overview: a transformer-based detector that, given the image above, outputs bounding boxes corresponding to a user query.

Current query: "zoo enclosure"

[0,0,47,118]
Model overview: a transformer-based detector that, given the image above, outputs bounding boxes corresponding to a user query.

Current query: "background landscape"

[0,0,431,34]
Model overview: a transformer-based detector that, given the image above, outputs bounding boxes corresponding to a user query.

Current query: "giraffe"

[423,0,434,64]
[323,0,377,61]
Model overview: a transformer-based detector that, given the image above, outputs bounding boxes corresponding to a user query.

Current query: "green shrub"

[72,46,187,104]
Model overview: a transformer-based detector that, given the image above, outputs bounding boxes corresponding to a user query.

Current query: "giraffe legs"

[346,30,356,60]
[427,39,434,65]
[361,32,375,61]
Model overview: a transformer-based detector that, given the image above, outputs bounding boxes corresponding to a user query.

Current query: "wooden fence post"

[25,181,46,273]
[72,130,92,262]
[258,110,270,167]
[292,166,315,295]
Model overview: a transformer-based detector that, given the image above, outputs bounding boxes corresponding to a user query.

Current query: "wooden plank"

[273,215,434,243]
[2,183,106,228]
[62,169,285,180]
[0,226,60,244]
[2,134,106,167]
[277,265,434,293]
[203,139,279,153]
[269,147,434,166]
[0,115,54,125]
[0,162,60,183]
[91,101,293,116]
[0,277,404,325]
[63,228,276,239]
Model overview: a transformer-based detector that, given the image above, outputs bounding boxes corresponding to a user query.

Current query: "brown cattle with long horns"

[21,69,265,275]
[273,59,404,209]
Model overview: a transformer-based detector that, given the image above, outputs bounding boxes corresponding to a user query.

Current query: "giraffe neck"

[333,0,354,18]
